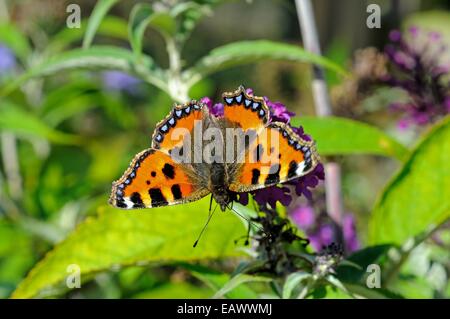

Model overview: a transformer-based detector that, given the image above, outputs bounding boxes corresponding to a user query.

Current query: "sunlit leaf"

[12,198,246,298]
[369,116,450,245]
[292,116,409,161]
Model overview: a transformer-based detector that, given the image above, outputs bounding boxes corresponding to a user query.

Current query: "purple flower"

[383,27,450,127]
[0,44,16,74]
[102,71,141,94]
[342,214,360,252]
[264,98,295,124]
[200,96,224,117]
[291,205,315,228]
[253,186,292,209]
[291,205,360,253]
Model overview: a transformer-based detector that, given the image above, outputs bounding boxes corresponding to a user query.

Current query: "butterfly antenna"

[226,204,271,239]
[193,203,218,248]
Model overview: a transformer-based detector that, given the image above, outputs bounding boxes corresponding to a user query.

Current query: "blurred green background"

[0,0,449,299]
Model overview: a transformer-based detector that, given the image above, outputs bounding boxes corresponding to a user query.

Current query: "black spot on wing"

[254,144,264,162]
[251,169,260,184]
[265,164,281,185]
[162,163,175,179]
[130,192,144,208]
[171,184,182,200]
[151,171,156,177]
[148,188,168,207]
[288,160,298,178]
[116,200,127,208]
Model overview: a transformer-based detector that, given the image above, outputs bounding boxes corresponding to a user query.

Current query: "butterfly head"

[212,186,232,212]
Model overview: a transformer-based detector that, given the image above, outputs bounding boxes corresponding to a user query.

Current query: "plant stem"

[1,133,23,199]
[294,0,344,227]
[165,36,189,103]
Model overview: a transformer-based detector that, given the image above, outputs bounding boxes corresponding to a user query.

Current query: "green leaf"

[282,271,310,299]
[369,116,450,245]
[0,102,81,145]
[128,3,176,55]
[184,40,348,88]
[326,275,356,298]
[132,282,213,299]
[0,46,167,97]
[291,116,409,161]
[45,16,129,54]
[82,0,119,49]
[337,245,393,284]
[180,263,258,299]
[343,283,403,299]
[12,198,245,298]
[212,273,272,299]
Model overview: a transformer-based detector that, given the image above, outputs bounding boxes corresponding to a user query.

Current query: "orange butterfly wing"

[228,122,319,192]
[222,87,319,192]
[109,149,209,209]
[111,101,211,209]
[151,101,209,153]
[222,86,269,132]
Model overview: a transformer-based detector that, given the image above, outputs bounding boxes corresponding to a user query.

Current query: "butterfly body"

[109,86,319,210]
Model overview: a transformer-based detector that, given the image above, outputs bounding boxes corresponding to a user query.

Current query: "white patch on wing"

[295,161,306,175]
[123,197,134,208]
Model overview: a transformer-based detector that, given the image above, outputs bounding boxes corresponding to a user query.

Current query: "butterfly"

[109,86,319,212]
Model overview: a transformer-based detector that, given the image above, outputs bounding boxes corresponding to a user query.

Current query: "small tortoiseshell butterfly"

[109,86,319,212]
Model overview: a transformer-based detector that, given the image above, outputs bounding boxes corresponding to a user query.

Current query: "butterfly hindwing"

[228,122,319,192]
[222,86,269,132]
[110,148,209,209]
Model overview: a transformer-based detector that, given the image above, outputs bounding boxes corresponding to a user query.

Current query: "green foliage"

[0,102,81,144]
[182,264,259,299]
[211,274,272,299]
[369,117,450,245]
[82,0,119,49]
[291,116,409,161]
[129,3,177,56]
[184,40,347,88]
[1,46,166,97]
[1,0,448,300]
[12,198,246,298]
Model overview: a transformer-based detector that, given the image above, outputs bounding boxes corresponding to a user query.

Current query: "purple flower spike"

[408,26,419,38]
[253,186,292,209]
[264,98,295,124]
[428,31,441,42]
[343,214,360,252]
[102,71,140,94]
[291,205,316,229]
[383,28,449,127]
[389,30,402,42]
[0,44,17,74]
[200,97,224,117]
